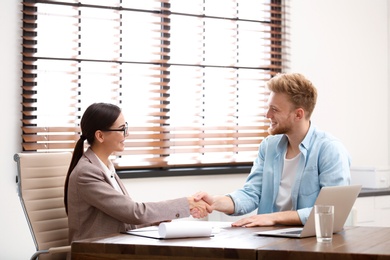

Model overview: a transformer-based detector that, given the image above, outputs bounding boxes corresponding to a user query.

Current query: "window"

[21,0,287,172]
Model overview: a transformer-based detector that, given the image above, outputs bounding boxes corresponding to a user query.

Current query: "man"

[196,73,351,227]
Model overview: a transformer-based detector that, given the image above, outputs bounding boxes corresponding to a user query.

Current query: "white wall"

[0,1,35,259]
[0,0,388,259]
[388,1,390,166]
[289,0,389,168]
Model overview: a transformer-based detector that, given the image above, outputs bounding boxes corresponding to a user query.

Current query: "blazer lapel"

[84,148,127,195]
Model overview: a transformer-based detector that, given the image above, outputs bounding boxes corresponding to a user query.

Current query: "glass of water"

[314,205,334,243]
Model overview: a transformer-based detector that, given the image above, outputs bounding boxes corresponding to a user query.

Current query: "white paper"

[158,221,212,239]
[125,221,232,239]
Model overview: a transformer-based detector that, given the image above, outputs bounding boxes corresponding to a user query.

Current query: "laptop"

[255,184,362,238]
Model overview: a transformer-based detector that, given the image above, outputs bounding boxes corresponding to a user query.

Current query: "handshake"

[186,192,286,227]
[187,192,220,219]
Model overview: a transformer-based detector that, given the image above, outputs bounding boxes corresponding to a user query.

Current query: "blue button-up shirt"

[228,124,351,224]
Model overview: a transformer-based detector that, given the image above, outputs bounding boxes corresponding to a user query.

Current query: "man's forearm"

[271,210,302,225]
[231,210,302,227]
[213,195,235,215]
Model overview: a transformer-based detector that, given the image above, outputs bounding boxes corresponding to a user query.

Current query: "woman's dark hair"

[64,102,121,214]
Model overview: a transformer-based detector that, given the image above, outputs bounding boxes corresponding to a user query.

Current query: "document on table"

[124,221,232,239]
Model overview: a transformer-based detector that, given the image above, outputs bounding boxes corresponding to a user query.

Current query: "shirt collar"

[300,121,315,151]
[276,121,315,152]
[89,150,115,178]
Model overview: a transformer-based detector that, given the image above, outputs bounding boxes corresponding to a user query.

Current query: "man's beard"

[267,122,291,135]
[267,113,293,135]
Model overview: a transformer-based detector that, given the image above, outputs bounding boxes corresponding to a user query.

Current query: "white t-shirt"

[275,151,301,211]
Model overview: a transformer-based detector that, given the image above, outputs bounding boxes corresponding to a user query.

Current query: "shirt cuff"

[297,207,312,225]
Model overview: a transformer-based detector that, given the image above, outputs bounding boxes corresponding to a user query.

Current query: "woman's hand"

[187,196,213,218]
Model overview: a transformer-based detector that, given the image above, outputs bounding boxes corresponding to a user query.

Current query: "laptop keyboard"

[281,230,302,235]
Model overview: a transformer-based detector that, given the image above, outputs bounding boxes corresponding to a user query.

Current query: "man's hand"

[231,214,276,227]
[193,192,235,215]
[232,211,302,227]
[193,191,215,208]
[187,196,213,219]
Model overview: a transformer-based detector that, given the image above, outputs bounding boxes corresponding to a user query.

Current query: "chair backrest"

[14,152,72,259]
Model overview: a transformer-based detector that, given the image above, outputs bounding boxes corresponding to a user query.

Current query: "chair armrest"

[48,245,71,254]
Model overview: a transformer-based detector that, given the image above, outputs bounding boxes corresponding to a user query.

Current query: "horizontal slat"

[22,143,77,150]
[22,127,80,133]
[122,146,259,154]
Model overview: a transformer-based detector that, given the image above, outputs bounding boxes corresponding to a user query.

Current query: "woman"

[64,102,210,243]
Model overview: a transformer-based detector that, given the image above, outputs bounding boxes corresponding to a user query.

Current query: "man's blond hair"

[267,73,317,119]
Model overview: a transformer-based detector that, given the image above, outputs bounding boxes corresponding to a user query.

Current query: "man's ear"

[295,108,305,120]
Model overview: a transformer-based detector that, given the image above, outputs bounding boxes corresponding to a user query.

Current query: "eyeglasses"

[102,122,128,137]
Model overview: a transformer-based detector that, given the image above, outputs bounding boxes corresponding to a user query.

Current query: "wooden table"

[71,224,390,260]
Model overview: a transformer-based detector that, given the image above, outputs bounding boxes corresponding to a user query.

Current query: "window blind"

[21,0,288,170]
